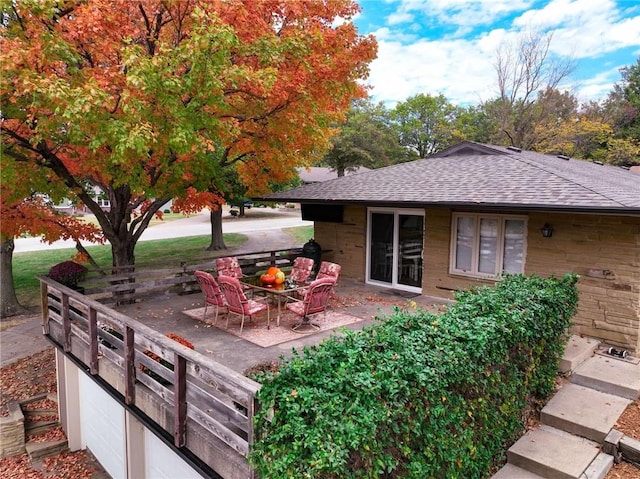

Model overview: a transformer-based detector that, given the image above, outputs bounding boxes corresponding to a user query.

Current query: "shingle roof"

[262,142,640,213]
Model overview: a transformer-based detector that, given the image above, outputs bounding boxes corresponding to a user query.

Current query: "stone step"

[540,383,631,443]
[491,463,545,478]
[507,425,601,479]
[25,420,60,436]
[560,335,599,374]
[25,438,69,460]
[570,354,640,400]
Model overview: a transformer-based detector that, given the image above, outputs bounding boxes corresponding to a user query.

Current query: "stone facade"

[315,206,640,353]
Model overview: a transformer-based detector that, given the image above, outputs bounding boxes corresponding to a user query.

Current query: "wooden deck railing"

[40,277,260,478]
[80,248,304,304]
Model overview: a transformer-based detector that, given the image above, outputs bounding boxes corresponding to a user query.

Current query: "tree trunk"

[111,237,136,270]
[207,208,227,250]
[1,238,27,318]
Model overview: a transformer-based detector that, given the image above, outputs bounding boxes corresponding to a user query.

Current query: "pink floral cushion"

[215,257,243,279]
[317,261,341,282]
[290,257,314,283]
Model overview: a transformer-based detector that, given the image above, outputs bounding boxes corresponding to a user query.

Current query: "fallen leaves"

[0,348,56,415]
[1,349,105,477]
[614,399,640,440]
[27,426,66,443]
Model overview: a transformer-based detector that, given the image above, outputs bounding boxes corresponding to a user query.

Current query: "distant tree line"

[322,33,639,175]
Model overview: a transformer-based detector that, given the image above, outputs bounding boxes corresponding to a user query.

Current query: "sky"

[351,0,640,107]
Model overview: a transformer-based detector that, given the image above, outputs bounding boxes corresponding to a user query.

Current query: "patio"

[40,273,450,478]
[112,278,451,375]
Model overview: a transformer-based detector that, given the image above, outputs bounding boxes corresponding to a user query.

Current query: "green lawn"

[13,225,314,309]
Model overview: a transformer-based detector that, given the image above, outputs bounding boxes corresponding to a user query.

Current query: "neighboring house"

[262,142,640,353]
[53,186,112,215]
[296,166,370,185]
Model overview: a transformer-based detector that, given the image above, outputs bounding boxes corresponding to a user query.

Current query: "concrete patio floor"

[113,278,453,375]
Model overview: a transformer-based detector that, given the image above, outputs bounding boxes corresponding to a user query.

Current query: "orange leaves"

[171,187,224,215]
[1,0,376,262]
[0,196,103,245]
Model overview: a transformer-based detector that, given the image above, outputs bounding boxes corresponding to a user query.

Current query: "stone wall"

[0,401,25,458]
[314,206,640,353]
[314,205,367,282]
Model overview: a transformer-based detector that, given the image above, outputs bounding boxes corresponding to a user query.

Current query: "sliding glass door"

[367,209,424,291]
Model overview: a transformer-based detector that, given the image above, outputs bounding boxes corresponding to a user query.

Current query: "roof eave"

[254,196,640,215]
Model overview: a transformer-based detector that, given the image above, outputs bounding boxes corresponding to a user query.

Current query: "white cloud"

[390,0,535,32]
[512,0,640,57]
[365,36,500,106]
[571,67,623,103]
[362,0,640,106]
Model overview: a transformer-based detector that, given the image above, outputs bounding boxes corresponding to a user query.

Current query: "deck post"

[174,353,187,447]
[124,326,135,405]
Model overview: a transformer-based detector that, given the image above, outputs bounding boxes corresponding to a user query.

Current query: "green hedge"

[250,274,579,478]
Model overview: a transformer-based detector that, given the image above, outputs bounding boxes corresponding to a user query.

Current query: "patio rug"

[181,307,365,348]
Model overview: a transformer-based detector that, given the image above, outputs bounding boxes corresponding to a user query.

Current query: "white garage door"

[79,373,126,479]
[144,429,202,479]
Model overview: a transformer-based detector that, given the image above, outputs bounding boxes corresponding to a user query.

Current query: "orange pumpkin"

[267,266,280,276]
[274,271,286,284]
[261,274,276,285]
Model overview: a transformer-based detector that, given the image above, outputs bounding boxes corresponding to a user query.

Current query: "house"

[262,142,640,353]
[296,166,370,184]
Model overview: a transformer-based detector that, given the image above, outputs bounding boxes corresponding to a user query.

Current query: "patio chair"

[289,256,315,285]
[215,256,252,295]
[194,271,227,324]
[296,260,342,300]
[217,275,270,334]
[215,256,244,279]
[317,261,341,297]
[317,261,341,282]
[286,277,336,332]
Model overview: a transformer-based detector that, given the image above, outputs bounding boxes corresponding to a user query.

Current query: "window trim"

[449,213,528,279]
[366,207,425,292]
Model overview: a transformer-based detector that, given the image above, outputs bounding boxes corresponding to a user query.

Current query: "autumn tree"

[1,0,376,271]
[0,158,103,317]
[487,31,575,149]
[391,93,460,157]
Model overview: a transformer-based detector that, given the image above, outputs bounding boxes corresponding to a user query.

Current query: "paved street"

[14,206,311,253]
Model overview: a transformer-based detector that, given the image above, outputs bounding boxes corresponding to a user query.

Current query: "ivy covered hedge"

[250,274,579,478]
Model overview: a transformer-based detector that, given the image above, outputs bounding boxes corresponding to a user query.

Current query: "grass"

[283,225,313,245]
[13,233,245,308]
[19,213,190,239]
[13,225,314,309]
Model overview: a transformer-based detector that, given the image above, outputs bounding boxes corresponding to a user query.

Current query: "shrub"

[250,274,578,478]
[47,261,88,287]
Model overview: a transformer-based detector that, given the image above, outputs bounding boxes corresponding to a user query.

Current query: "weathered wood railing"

[79,248,304,305]
[40,276,260,478]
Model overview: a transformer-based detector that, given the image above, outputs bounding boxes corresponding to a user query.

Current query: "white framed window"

[450,213,527,278]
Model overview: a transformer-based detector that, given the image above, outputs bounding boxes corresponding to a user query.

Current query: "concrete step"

[540,383,631,443]
[582,452,614,479]
[560,335,599,374]
[491,463,545,478]
[507,425,601,479]
[570,354,640,400]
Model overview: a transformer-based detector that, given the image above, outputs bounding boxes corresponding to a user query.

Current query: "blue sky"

[351,0,640,107]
